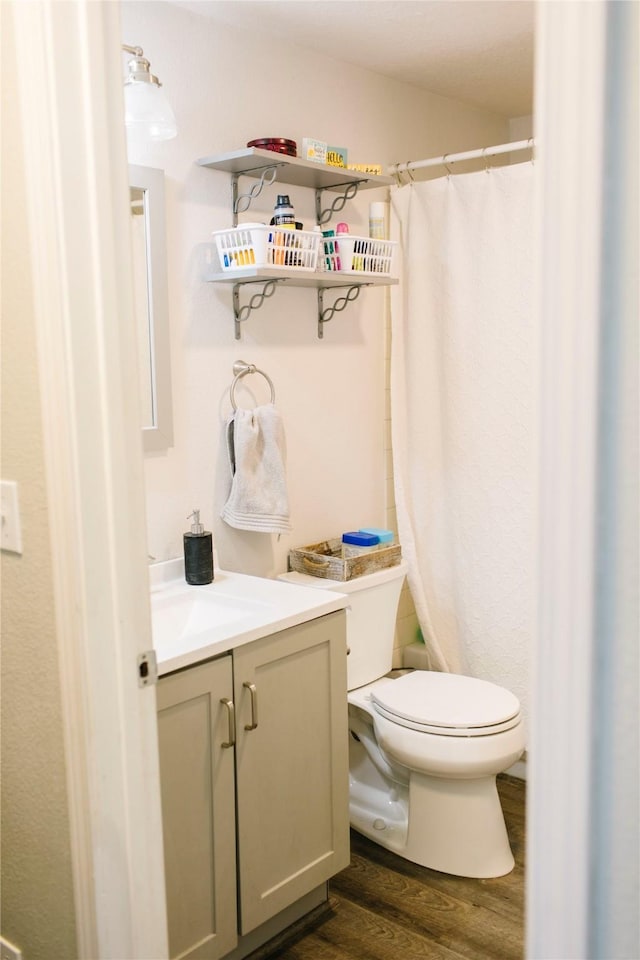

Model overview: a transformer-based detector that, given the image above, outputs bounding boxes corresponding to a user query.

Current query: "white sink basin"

[152,588,261,654]
[149,559,348,675]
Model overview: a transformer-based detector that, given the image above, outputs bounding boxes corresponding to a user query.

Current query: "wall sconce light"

[122,43,177,143]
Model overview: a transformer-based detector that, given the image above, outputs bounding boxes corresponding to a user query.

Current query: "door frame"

[12,2,168,956]
[13,0,636,957]
[529,1,638,957]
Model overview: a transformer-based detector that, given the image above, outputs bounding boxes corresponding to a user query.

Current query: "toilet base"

[352,771,515,878]
[349,779,409,853]
[349,732,515,878]
[403,771,515,878]
[351,772,514,878]
[349,725,411,853]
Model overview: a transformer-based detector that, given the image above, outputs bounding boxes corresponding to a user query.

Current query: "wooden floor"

[272,775,525,960]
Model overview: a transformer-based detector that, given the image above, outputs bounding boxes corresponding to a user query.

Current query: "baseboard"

[243,894,336,960]
[226,886,331,960]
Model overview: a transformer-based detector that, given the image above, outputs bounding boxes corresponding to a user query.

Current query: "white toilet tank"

[278,561,407,690]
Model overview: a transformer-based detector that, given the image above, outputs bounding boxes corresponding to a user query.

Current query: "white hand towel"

[221,403,291,534]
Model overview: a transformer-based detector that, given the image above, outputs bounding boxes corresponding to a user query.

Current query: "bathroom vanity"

[150,560,350,960]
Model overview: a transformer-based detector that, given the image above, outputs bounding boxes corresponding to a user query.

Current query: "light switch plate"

[0,480,23,554]
[0,936,23,960]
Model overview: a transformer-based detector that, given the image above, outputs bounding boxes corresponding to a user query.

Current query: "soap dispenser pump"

[184,509,214,585]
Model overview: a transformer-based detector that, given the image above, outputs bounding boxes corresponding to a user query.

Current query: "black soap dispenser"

[184,509,214,585]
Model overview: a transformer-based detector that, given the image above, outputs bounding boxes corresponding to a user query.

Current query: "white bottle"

[368,201,386,240]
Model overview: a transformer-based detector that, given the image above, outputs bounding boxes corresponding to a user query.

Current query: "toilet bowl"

[349,671,525,877]
[278,561,525,878]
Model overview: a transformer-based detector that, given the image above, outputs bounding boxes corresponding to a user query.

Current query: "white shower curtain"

[390,163,534,721]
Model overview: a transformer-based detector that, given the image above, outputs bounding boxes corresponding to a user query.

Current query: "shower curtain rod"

[388,138,536,177]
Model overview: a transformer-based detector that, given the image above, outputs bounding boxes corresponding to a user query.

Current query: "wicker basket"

[288,538,401,582]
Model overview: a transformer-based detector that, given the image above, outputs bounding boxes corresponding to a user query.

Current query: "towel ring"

[230,360,276,411]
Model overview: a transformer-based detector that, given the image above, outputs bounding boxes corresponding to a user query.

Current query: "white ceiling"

[179,0,535,118]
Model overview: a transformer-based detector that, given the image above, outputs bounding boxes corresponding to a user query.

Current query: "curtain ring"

[393,164,412,185]
[391,163,404,185]
[483,146,491,173]
[443,154,454,178]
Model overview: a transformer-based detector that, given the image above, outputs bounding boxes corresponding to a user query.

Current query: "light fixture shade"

[124,80,177,143]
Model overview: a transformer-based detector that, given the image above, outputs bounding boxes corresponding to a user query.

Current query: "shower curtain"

[390,163,534,721]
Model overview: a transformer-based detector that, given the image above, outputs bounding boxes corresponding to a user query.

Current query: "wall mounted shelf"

[197,147,394,191]
[199,148,398,338]
[197,147,394,224]
[208,269,398,340]
[207,268,396,289]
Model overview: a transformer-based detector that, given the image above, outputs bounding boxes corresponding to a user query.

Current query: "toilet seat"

[371,671,521,738]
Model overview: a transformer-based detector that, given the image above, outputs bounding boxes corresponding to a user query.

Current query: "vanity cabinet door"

[233,610,350,935]
[157,655,238,960]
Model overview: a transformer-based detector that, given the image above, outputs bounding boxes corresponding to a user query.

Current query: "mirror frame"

[129,164,173,452]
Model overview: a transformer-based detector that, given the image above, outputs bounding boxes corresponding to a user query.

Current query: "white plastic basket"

[212,225,320,272]
[322,235,397,277]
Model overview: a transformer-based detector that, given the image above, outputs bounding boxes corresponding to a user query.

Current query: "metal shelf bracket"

[317,284,371,339]
[233,279,282,339]
[231,165,282,225]
[315,180,366,225]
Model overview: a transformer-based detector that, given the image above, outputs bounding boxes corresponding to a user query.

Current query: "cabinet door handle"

[243,681,258,731]
[220,698,236,748]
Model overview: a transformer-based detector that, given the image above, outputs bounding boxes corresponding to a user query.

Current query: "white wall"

[509,114,534,141]
[121,0,510,581]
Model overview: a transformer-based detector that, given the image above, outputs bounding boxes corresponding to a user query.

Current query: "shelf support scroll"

[317,284,370,339]
[232,165,281,225]
[315,180,366,225]
[233,279,282,340]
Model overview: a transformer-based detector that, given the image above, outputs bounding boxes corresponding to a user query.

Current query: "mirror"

[129,164,173,451]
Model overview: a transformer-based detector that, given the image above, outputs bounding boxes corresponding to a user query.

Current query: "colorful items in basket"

[342,528,395,559]
[322,222,395,275]
[246,137,297,157]
[212,224,320,272]
[320,221,349,270]
[342,531,379,559]
[322,228,339,271]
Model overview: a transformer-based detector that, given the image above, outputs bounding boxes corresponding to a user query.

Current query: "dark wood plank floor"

[270,775,525,960]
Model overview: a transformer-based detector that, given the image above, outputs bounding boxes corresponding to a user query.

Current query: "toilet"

[279,560,525,878]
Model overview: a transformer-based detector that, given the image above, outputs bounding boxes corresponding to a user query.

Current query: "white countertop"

[150,558,348,675]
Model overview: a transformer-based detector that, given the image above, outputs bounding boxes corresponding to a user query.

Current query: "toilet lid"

[371,671,521,735]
